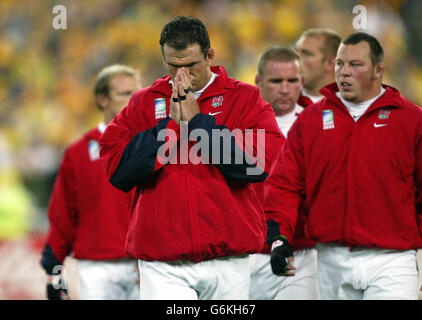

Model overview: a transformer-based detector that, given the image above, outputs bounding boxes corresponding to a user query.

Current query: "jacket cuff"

[40,244,63,275]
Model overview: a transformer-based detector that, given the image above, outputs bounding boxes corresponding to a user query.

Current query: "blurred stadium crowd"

[0,0,422,299]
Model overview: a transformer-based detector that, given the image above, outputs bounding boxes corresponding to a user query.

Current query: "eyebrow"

[268,77,300,82]
[166,61,201,68]
[116,90,135,95]
[298,48,313,54]
[336,59,364,63]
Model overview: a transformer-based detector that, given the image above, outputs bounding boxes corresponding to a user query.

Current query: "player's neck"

[303,86,322,100]
[196,69,213,92]
[306,75,335,96]
[104,113,114,126]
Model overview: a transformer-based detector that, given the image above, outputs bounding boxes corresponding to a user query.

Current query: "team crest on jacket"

[212,96,223,108]
[155,98,167,119]
[378,109,391,120]
[88,140,100,161]
[322,109,335,130]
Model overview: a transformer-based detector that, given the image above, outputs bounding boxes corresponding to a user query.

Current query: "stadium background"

[0,0,421,299]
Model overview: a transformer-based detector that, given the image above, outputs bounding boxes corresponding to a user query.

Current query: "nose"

[280,81,289,94]
[338,64,351,76]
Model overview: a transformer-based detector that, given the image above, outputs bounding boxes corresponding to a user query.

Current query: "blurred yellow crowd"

[0,0,421,237]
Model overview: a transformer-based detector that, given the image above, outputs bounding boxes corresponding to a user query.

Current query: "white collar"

[276,104,303,124]
[98,122,106,134]
[275,104,303,137]
[336,87,386,110]
[336,87,386,121]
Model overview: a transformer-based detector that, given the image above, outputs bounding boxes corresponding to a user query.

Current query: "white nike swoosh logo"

[374,123,387,128]
[208,111,222,116]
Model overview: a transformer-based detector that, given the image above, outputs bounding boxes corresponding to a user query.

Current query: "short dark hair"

[342,32,384,66]
[257,45,301,75]
[159,16,210,57]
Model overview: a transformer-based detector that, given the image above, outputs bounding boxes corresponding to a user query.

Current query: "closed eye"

[117,91,134,96]
[269,79,282,84]
[299,49,313,57]
[288,78,300,83]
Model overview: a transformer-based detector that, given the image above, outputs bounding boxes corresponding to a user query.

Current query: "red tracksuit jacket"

[255,95,315,253]
[264,84,422,250]
[100,66,284,262]
[43,127,134,266]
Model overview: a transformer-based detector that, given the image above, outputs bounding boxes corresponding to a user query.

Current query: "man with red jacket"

[99,16,283,300]
[250,45,319,300]
[40,64,141,299]
[265,32,422,299]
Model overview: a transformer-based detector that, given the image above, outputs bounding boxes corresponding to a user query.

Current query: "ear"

[206,47,215,66]
[254,74,261,86]
[160,45,169,66]
[300,74,305,87]
[373,62,384,81]
[96,94,108,110]
[324,55,336,72]
[161,55,169,69]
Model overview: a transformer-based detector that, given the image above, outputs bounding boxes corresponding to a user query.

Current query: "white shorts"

[249,248,320,300]
[78,259,139,300]
[316,243,418,300]
[138,255,250,300]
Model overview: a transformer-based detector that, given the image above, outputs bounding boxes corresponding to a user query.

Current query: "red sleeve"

[45,149,78,263]
[99,93,144,180]
[416,124,422,230]
[100,92,180,191]
[263,118,305,242]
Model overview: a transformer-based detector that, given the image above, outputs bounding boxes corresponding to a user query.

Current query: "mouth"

[339,80,352,91]
[277,98,292,106]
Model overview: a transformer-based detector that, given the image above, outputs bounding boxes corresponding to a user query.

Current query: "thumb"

[60,291,71,300]
[287,256,296,269]
[284,256,296,276]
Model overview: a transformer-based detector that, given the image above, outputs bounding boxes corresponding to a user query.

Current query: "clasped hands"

[169,67,200,125]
